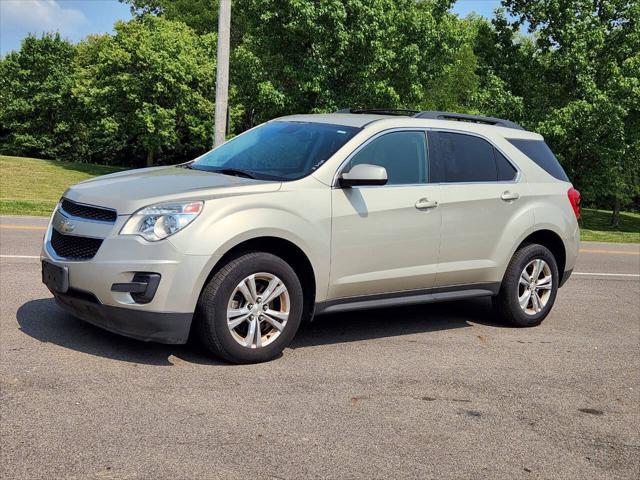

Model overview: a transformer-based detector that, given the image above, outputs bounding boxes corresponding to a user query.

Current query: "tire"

[196,252,304,364]
[493,243,559,327]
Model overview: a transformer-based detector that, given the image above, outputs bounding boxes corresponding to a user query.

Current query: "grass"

[1,155,638,243]
[0,155,122,216]
[580,208,640,243]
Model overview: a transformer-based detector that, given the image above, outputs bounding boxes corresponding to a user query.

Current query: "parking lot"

[1,215,639,479]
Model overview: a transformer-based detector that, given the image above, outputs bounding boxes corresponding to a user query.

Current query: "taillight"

[567,187,581,219]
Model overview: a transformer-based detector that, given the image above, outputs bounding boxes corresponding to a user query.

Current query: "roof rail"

[413,111,524,130]
[336,108,420,116]
[335,108,524,130]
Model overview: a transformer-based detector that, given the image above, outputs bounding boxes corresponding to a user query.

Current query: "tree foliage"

[73,17,216,166]
[231,0,467,128]
[498,0,639,218]
[0,34,78,159]
[0,0,638,213]
[123,0,218,35]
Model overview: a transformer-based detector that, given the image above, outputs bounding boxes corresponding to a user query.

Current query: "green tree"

[122,0,219,35]
[4,0,636,218]
[73,17,217,166]
[122,0,471,130]
[499,0,640,223]
[468,12,535,122]
[0,34,79,159]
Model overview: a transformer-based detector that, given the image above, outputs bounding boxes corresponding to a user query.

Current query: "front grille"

[61,198,117,223]
[51,229,103,260]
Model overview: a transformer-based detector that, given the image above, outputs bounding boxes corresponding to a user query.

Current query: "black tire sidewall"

[502,244,559,327]
[202,253,304,363]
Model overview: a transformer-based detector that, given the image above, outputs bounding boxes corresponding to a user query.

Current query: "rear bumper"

[559,222,579,288]
[53,288,193,344]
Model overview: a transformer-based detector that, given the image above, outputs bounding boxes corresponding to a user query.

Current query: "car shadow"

[16,299,223,367]
[16,297,505,366]
[293,297,503,348]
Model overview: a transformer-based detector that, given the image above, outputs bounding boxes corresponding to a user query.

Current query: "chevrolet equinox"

[41,110,581,363]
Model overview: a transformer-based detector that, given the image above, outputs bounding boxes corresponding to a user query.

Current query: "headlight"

[120,201,203,241]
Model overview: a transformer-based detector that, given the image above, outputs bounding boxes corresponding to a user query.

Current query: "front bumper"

[41,207,220,343]
[42,210,218,312]
[53,288,192,344]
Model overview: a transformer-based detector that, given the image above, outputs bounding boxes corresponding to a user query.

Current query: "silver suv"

[41,110,581,363]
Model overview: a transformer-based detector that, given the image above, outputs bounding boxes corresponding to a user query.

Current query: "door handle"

[500,191,520,202]
[415,198,439,210]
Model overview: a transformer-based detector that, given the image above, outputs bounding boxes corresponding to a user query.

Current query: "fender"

[169,189,332,310]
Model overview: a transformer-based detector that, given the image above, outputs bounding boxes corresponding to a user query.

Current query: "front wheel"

[493,244,559,327]
[196,252,304,363]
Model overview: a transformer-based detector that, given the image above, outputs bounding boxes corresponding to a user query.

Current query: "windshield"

[190,121,359,181]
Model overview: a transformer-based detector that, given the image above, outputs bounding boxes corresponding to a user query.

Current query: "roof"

[275,113,541,140]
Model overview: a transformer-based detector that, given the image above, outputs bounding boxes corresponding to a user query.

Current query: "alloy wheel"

[518,259,553,315]
[226,272,290,348]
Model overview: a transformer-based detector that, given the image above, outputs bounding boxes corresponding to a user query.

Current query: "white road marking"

[573,272,639,277]
[0,255,40,259]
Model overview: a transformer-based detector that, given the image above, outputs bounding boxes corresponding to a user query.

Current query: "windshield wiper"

[186,164,260,179]
[214,168,257,179]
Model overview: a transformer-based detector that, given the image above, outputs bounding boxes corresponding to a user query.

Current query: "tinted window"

[432,132,496,182]
[192,121,359,181]
[507,139,569,182]
[495,150,517,181]
[347,131,427,185]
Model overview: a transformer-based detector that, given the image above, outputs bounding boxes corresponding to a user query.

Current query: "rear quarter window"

[507,139,570,182]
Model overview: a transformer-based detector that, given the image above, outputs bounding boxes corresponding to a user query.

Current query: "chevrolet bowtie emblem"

[58,218,76,233]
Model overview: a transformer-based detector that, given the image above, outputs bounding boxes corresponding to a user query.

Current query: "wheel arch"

[515,229,567,282]
[202,236,318,323]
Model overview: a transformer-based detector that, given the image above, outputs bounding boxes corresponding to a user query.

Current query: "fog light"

[111,273,161,304]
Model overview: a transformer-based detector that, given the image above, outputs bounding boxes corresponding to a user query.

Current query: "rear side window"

[507,139,569,182]
[428,131,517,183]
[431,132,496,182]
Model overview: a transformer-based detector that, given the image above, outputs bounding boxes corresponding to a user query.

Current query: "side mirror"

[339,163,388,188]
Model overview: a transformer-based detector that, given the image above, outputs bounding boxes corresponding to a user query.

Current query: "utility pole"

[214,0,231,147]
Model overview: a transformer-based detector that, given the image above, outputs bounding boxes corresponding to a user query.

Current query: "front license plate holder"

[42,260,69,294]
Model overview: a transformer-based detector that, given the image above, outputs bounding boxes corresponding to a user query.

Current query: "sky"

[0,0,503,56]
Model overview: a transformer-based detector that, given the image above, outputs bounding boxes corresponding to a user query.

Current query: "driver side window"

[347,131,428,185]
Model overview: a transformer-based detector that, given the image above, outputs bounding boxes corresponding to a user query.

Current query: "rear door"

[329,129,441,299]
[428,130,532,287]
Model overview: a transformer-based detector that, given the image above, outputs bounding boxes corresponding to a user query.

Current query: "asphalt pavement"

[1,215,639,479]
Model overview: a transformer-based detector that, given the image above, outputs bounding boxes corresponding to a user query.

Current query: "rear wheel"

[493,244,559,327]
[196,252,304,363]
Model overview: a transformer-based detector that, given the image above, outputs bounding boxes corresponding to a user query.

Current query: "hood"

[63,166,282,215]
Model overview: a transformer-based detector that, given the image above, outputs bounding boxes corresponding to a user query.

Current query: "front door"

[329,130,441,299]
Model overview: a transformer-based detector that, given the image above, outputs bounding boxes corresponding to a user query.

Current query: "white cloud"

[1,0,88,35]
